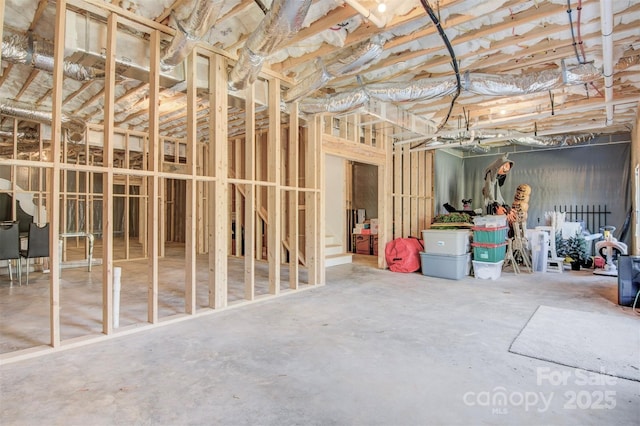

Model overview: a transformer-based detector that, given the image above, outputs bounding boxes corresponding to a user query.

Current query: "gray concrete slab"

[1,260,639,425]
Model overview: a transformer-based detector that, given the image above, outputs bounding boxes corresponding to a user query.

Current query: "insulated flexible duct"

[0,128,39,141]
[160,0,226,71]
[1,33,101,81]
[284,36,385,102]
[299,63,601,114]
[228,0,313,91]
[0,101,86,142]
[509,133,597,147]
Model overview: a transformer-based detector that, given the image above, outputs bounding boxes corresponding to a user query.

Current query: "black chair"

[20,222,49,285]
[0,222,21,283]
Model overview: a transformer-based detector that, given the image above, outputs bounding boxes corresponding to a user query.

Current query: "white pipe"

[600,0,614,126]
[344,0,386,28]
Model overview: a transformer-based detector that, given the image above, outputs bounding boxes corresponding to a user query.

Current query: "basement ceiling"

[1,0,639,151]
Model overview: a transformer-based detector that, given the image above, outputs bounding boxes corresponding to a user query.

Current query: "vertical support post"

[305,116,320,285]
[317,120,325,286]
[244,84,256,300]
[410,149,419,236]
[268,78,282,295]
[288,102,299,289]
[124,134,131,259]
[211,54,228,308]
[102,12,117,334]
[234,139,243,257]
[185,49,197,314]
[49,0,65,347]
[393,139,402,239]
[0,0,4,64]
[380,126,394,269]
[147,29,160,324]
[402,144,411,238]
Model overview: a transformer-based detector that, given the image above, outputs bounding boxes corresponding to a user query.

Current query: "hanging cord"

[419,0,461,133]
[572,0,605,98]
[566,0,584,64]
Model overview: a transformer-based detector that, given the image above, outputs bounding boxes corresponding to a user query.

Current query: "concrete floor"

[1,255,639,425]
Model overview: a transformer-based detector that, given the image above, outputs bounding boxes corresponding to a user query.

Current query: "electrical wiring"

[412,0,461,148]
[566,0,585,64]
[571,0,605,98]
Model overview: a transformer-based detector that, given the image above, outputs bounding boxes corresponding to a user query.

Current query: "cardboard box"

[355,235,371,254]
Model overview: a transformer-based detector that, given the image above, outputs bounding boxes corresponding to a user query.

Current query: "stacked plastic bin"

[471,215,508,279]
[419,229,472,280]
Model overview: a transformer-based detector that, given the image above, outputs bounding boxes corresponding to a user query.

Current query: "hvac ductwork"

[0,128,39,141]
[1,32,101,81]
[284,36,385,102]
[509,133,598,147]
[466,63,600,96]
[160,0,225,71]
[299,63,601,114]
[0,101,86,142]
[409,130,598,151]
[228,0,313,91]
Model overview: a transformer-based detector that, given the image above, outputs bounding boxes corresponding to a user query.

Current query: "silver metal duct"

[160,0,226,71]
[283,61,332,103]
[562,63,602,86]
[465,71,561,96]
[0,128,39,141]
[1,32,101,81]
[228,0,313,91]
[284,36,385,102]
[409,130,598,151]
[367,76,458,102]
[465,63,599,96]
[300,63,601,114]
[0,101,86,142]
[509,133,598,147]
[299,89,370,114]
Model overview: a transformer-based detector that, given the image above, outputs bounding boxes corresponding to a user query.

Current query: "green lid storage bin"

[471,242,507,262]
[472,226,508,244]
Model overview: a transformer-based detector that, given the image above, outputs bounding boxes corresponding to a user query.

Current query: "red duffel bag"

[385,237,424,273]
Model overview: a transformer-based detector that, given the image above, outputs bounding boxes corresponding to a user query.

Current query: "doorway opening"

[347,161,379,264]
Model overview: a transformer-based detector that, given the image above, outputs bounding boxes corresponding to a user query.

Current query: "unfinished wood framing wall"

[0,1,320,362]
[318,111,433,269]
[392,144,434,240]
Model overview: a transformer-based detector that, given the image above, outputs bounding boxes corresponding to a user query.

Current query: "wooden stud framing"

[211,54,228,309]
[0,0,435,362]
[48,0,66,348]
[147,29,160,323]
[402,144,411,238]
[185,50,197,314]
[267,78,281,295]
[410,150,419,236]
[102,12,117,334]
[234,139,243,258]
[124,134,131,259]
[0,1,4,64]
[381,126,394,269]
[244,83,256,300]
[288,103,299,289]
[305,116,320,285]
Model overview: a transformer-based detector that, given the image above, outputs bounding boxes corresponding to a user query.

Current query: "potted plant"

[564,232,589,271]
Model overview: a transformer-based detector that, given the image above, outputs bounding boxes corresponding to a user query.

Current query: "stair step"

[325,235,336,245]
[325,244,343,256]
[325,253,353,267]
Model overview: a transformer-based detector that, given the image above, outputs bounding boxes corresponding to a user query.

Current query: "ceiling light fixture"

[377,2,387,13]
